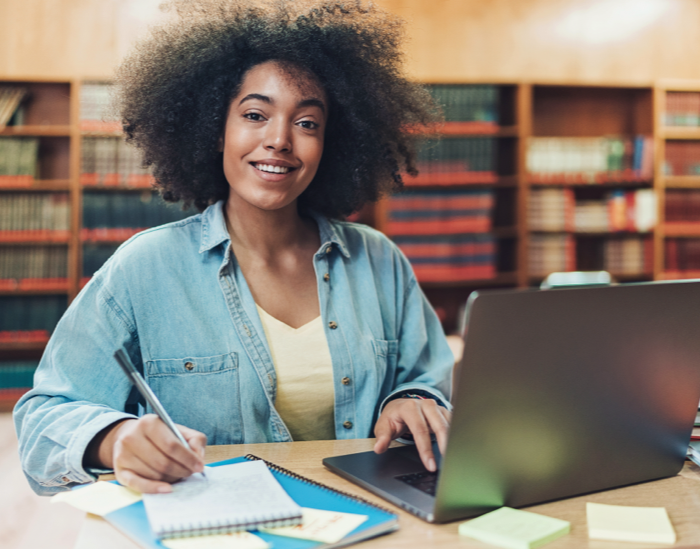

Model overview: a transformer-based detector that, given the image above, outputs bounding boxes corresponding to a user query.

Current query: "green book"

[458,507,570,549]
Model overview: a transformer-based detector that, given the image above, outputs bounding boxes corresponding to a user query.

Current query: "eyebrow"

[238,94,326,114]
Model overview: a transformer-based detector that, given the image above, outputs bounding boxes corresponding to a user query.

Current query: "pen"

[113,349,207,479]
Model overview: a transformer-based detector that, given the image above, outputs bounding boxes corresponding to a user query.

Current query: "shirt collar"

[199,200,230,253]
[198,200,351,259]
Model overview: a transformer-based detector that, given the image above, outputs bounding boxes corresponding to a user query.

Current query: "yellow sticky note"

[458,507,570,549]
[51,481,142,516]
[586,502,676,544]
[162,531,270,549]
[260,507,368,543]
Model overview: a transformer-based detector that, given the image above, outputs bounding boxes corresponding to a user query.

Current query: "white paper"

[162,531,270,549]
[143,461,301,538]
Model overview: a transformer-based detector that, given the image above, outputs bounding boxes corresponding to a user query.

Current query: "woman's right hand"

[91,414,207,493]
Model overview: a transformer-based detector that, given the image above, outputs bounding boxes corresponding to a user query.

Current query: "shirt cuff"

[68,411,138,483]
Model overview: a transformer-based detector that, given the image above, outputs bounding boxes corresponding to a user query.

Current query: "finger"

[120,419,198,479]
[142,416,205,474]
[179,425,208,460]
[420,401,451,456]
[400,401,437,472]
[116,445,183,484]
[373,414,396,454]
[116,467,173,494]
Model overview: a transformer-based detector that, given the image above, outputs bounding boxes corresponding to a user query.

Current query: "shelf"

[420,272,517,288]
[528,173,651,185]
[659,271,700,280]
[403,171,498,186]
[0,125,71,137]
[530,179,653,188]
[405,121,509,136]
[0,388,29,412]
[0,341,48,352]
[0,288,69,296]
[0,233,71,244]
[0,179,71,192]
[79,121,122,134]
[529,230,653,236]
[661,127,700,140]
[663,176,700,188]
[81,184,155,192]
[663,223,700,237]
[0,279,69,293]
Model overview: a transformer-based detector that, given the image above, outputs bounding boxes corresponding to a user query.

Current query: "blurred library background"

[2,0,700,411]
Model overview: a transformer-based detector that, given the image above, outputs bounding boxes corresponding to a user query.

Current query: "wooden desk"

[75,439,700,549]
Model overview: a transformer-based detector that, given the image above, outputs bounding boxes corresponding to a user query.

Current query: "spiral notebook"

[103,454,399,549]
[142,460,302,538]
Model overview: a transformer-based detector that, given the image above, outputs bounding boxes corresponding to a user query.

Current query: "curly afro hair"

[114,0,441,216]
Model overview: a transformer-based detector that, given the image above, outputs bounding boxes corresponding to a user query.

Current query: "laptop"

[323,280,700,522]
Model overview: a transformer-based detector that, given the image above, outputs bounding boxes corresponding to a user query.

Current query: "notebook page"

[143,460,301,538]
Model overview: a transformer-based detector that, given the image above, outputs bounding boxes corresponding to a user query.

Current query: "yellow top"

[256,305,336,441]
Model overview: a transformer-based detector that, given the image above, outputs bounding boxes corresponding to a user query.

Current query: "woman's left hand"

[373,397,451,472]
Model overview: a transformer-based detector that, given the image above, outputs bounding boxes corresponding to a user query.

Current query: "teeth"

[256,163,290,174]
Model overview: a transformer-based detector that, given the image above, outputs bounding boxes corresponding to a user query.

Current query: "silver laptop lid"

[434,280,700,522]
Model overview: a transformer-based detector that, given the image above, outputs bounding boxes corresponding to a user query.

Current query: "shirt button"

[61,476,70,483]
[325,246,332,254]
[184,362,195,371]
[329,321,338,329]
[341,377,351,385]
[343,421,353,429]
[323,273,330,282]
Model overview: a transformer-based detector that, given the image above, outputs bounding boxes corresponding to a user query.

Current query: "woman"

[14,0,454,495]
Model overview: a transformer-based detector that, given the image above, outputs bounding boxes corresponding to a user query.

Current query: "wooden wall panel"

[0,0,699,84]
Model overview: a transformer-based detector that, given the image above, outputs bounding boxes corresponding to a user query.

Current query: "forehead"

[236,61,326,104]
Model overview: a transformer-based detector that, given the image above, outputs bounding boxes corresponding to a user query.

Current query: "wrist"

[85,419,136,470]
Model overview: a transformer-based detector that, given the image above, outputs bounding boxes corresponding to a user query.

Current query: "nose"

[263,119,292,153]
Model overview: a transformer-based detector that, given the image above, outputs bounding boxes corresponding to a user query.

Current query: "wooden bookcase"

[654,80,700,280]
[3,77,700,408]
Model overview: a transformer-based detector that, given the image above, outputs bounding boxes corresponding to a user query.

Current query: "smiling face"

[221,61,327,215]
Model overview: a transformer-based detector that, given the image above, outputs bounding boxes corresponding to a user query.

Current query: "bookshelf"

[655,80,700,280]
[4,77,700,407]
[0,78,194,411]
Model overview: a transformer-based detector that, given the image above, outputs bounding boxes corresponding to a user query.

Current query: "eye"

[298,120,319,130]
[243,112,265,122]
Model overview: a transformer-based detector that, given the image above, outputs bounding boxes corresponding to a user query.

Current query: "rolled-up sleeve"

[13,276,139,495]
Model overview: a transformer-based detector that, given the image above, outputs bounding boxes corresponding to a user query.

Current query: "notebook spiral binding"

[244,454,396,516]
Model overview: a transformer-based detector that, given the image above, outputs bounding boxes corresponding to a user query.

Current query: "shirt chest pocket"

[372,339,399,381]
[145,353,242,445]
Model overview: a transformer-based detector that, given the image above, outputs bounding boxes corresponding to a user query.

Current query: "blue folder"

[103,454,399,549]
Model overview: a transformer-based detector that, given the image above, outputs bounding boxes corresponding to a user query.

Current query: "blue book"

[103,454,398,549]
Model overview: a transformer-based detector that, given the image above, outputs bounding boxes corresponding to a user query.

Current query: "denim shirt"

[14,200,453,495]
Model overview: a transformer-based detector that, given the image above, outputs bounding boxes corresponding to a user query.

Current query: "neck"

[224,197,315,259]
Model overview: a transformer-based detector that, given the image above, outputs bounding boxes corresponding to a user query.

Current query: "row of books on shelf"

[426,85,499,124]
[0,86,27,128]
[82,191,195,233]
[0,193,70,240]
[528,234,651,277]
[387,189,494,235]
[0,361,38,392]
[665,190,700,223]
[665,92,700,127]
[0,137,39,185]
[526,136,653,183]
[663,141,700,176]
[407,137,497,185]
[393,233,496,283]
[665,238,700,272]
[79,82,120,132]
[528,188,657,233]
[0,295,66,341]
[81,137,154,187]
[0,246,67,290]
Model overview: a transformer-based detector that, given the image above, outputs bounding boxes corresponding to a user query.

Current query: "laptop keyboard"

[395,471,439,496]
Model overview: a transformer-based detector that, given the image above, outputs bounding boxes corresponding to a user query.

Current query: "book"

[586,502,676,544]
[458,507,570,549]
[92,455,397,549]
[142,460,302,539]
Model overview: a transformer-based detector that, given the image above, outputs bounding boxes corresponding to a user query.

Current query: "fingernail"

[428,458,436,472]
[158,485,172,494]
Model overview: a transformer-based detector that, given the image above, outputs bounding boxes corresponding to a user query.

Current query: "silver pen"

[114,349,207,479]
